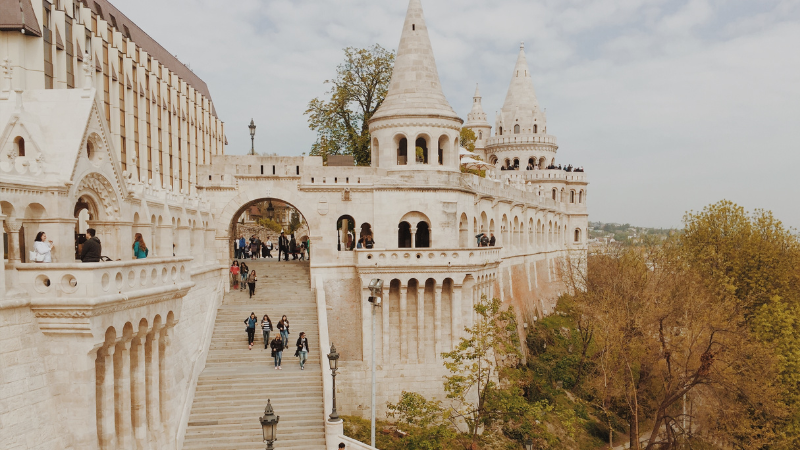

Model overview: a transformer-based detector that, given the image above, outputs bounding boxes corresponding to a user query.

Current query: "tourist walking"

[31,231,54,263]
[240,263,249,291]
[230,261,240,289]
[295,332,309,370]
[233,237,241,259]
[290,234,298,260]
[244,312,258,350]
[278,315,290,349]
[247,270,258,298]
[265,237,273,258]
[250,236,260,260]
[133,233,148,259]
[270,335,284,369]
[80,228,101,262]
[238,236,246,259]
[278,232,289,261]
[261,315,272,349]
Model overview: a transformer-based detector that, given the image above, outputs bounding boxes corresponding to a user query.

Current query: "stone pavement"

[182,259,326,450]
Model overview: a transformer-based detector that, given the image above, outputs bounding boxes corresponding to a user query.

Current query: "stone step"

[182,261,326,450]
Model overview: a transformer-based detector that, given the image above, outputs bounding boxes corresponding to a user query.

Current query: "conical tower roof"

[465,84,491,128]
[501,42,540,114]
[371,0,460,122]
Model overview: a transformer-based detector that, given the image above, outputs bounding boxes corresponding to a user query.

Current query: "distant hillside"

[588,221,676,245]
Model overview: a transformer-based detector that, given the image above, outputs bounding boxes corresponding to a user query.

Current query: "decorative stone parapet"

[14,256,194,335]
[486,133,558,146]
[356,247,501,269]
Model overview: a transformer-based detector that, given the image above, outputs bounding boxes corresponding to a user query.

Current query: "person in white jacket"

[33,231,54,263]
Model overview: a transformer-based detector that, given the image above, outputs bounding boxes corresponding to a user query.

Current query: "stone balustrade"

[15,256,194,335]
[356,246,501,268]
[486,133,558,146]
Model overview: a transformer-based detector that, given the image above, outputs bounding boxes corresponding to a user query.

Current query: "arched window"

[360,223,373,247]
[552,189,557,200]
[415,137,428,164]
[415,221,430,248]
[478,131,483,139]
[574,228,582,243]
[514,124,520,134]
[570,190,575,203]
[498,127,503,136]
[398,222,412,248]
[513,158,519,169]
[397,137,408,165]
[489,155,498,165]
[337,215,356,251]
[14,136,25,157]
[533,124,538,133]
[579,190,584,203]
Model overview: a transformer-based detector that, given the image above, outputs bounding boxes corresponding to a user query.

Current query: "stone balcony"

[485,133,558,147]
[14,257,195,335]
[356,247,502,270]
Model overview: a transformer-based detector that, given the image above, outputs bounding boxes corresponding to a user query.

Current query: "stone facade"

[1,0,589,448]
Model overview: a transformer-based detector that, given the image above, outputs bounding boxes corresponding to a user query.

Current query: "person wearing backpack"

[244,312,258,350]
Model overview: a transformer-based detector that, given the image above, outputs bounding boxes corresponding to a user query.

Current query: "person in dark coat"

[80,228,102,262]
[489,233,496,247]
[244,312,258,350]
[270,335,284,369]
[295,332,310,370]
[278,232,289,261]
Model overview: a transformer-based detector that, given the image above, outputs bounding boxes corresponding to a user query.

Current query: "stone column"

[0,214,6,293]
[417,285,425,363]
[116,338,134,450]
[158,224,173,257]
[399,284,408,362]
[410,230,416,249]
[146,326,163,446]
[176,225,190,257]
[381,286,389,367]
[131,335,149,450]
[100,345,117,450]
[159,327,175,450]
[361,286,372,362]
[5,219,21,263]
[434,283,442,360]
[451,285,462,348]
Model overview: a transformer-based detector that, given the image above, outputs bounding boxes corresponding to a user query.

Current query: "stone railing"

[356,247,501,268]
[486,133,558,146]
[15,257,195,334]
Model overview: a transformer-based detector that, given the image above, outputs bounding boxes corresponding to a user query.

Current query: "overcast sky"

[113,0,800,229]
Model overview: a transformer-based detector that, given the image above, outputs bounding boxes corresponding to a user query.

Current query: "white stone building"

[0,0,588,449]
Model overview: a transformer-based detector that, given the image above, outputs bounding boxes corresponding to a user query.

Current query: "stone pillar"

[399,284,408,362]
[158,225,173,257]
[410,230,416,249]
[145,326,163,446]
[361,286,372,362]
[434,283,442,359]
[159,327,175,449]
[132,335,149,450]
[176,225,190,257]
[115,338,134,450]
[451,285,462,348]
[0,214,6,294]
[5,219,21,263]
[417,285,425,363]
[381,285,390,366]
[100,345,117,450]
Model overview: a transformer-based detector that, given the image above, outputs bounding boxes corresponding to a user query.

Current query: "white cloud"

[112,0,800,228]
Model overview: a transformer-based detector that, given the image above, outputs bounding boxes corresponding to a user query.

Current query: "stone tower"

[463,84,492,156]
[369,0,463,171]
[486,42,558,169]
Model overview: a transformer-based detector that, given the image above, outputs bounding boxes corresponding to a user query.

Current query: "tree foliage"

[460,128,477,153]
[387,392,456,450]
[305,45,395,166]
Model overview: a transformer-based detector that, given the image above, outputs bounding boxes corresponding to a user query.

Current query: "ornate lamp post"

[524,439,533,450]
[249,119,257,155]
[327,343,340,421]
[260,399,279,449]
[367,278,383,447]
[266,200,275,220]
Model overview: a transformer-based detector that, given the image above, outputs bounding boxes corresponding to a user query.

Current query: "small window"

[412,24,415,30]
[296,166,300,175]
[208,175,212,181]
[514,124,520,134]
[574,229,581,243]
[14,137,25,157]
[260,165,264,174]
[533,124,538,133]
[478,131,482,139]
[499,127,503,135]
[272,165,275,175]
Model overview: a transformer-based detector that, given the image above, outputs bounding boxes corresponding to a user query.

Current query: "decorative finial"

[82,51,93,96]
[0,58,12,99]
[520,41,524,50]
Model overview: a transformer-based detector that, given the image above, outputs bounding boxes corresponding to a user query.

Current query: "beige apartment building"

[0,0,225,192]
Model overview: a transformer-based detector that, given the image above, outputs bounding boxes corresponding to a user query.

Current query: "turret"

[463,84,492,154]
[368,0,463,171]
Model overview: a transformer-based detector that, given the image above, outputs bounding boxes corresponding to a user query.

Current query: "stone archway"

[227,197,310,261]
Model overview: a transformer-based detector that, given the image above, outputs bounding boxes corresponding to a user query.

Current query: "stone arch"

[538,156,546,169]
[400,211,432,248]
[372,137,380,167]
[73,172,121,221]
[501,214,509,247]
[579,190,585,204]
[574,228,582,243]
[528,218,534,246]
[489,155,498,165]
[13,136,25,157]
[414,134,431,164]
[438,134,449,165]
[398,221,412,248]
[394,133,408,166]
[337,215,356,251]
[459,213,469,248]
[514,124,520,134]
[480,211,488,233]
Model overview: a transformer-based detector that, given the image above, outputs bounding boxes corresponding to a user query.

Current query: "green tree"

[387,391,456,450]
[442,295,548,449]
[460,128,477,153]
[305,45,395,166]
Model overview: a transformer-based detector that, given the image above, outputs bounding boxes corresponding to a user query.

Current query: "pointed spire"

[501,42,540,114]
[474,83,481,98]
[371,0,459,122]
[465,83,490,130]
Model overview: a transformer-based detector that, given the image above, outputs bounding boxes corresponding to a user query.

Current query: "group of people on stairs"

[244,313,309,370]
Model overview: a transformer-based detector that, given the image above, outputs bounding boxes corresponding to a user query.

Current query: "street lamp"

[367,278,383,448]
[249,119,257,155]
[327,343,340,422]
[260,399,279,449]
[524,439,534,450]
[266,200,274,220]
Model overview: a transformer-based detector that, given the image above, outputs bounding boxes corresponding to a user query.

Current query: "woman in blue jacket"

[244,312,258,350]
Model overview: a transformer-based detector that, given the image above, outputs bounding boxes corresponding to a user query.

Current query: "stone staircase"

[182,260,326,450]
